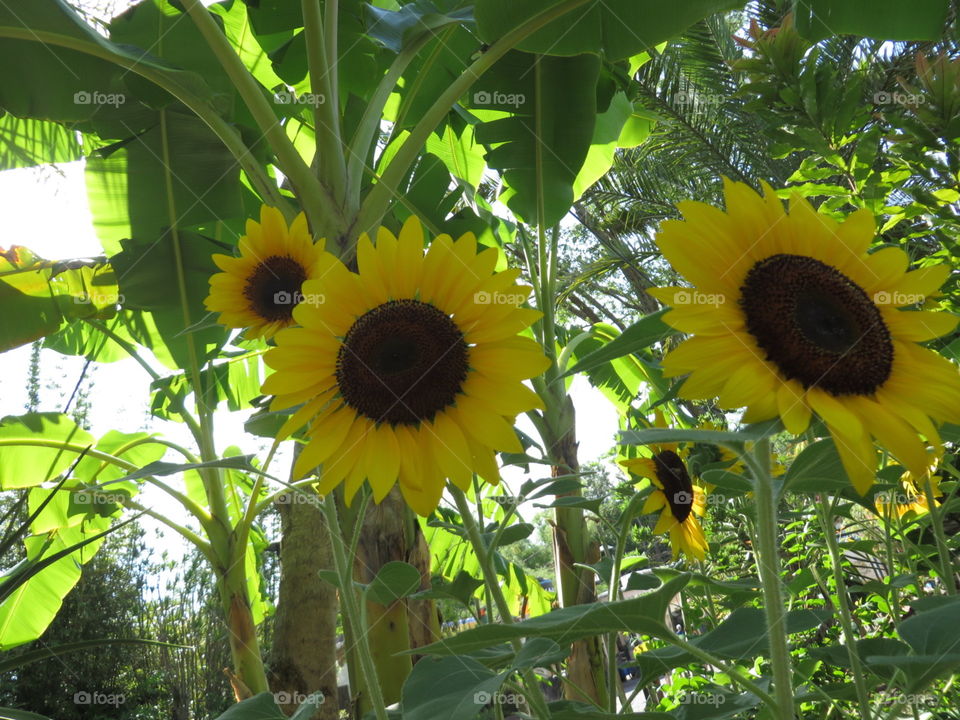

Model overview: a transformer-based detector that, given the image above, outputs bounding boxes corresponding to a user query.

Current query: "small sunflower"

[205,205,325,339]
[620,412,709,561]
[876,464,942,519]
[260,216,549,516]
[652,179,960,494]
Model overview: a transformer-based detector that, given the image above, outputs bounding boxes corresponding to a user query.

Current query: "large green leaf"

[0,115,86,170]
[0,0,213,123]
[563,309,674,378]
[414,573,689,655]
[474,52,600,226]
[110,229,228,368]
[0,246,119,353]
[0,414,94,489]
[401,655,507,720]
[0,518,110,649]
[474,0,744,60]
[794,0,950,41]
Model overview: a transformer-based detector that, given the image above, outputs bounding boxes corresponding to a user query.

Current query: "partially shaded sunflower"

[876,464,942,519]
[620,412,709,561]
[652,179,960,494]
[205,205,325,339]
[260,217,549,516]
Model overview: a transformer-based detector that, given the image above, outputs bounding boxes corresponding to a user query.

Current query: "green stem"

[666,634,778,709]
[180,0,339,233]
[301,0,347,218]
[747,439,795,719]
[345,34,430,216]
[450,485,553,719]
[816,497,872,720]
[922,475,956,594]
[321,493,389,720]
[354,0,593,239]
[606,492,644,712]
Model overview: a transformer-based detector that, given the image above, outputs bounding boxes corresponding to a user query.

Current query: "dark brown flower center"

[654,450,695,522]
[739,254,893,396]
[243,255,308,323]
[336,300,469,425]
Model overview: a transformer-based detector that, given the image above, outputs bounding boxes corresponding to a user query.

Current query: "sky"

[0,160,621,557]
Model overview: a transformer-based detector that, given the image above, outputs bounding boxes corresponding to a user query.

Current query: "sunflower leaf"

[563,309,675,379]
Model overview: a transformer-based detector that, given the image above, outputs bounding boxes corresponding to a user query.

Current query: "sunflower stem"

[321,493,390,720]
[816,496,873,720]
[749,438,795,719]
[922,475,957,594]
[450,484,553,719]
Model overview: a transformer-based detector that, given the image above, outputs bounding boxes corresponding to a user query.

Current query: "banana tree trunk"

[550,420,608,706]
[268,495,340,719]
[343,488,439,716]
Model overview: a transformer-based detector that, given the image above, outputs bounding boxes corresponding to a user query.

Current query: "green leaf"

[366,561,423,605]
[572,93,649,199]
[564,310,674,378]
[0,114,85,170]
[414,571,484,607]
[0,413,94,489]
[400,655,507,720]
[0,637,191,673]
[0,247,119,353]
[413,574,690,655]
[619,421,782,450]
[794,0,949,41]
[211,692,285,720]
[366,2,474,53]
[898,597,960,656]
[547,700,673,719]
[474,52,600,226]
[512,638,567,669]
[781,439,847,493]
[474,0,744,60]
[0,708,53,720]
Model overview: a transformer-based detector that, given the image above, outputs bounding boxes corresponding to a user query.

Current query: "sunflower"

[876,463,942,519]
[260,216,549,516]
[620,412,709,561]
[651,179,960,494]
[205,205,326,339]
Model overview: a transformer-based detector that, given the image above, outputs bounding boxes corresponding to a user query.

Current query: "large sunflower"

[620,413,709,561]
[652,179,960,494]
[205,205,325,339]
[260,217,549,515]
